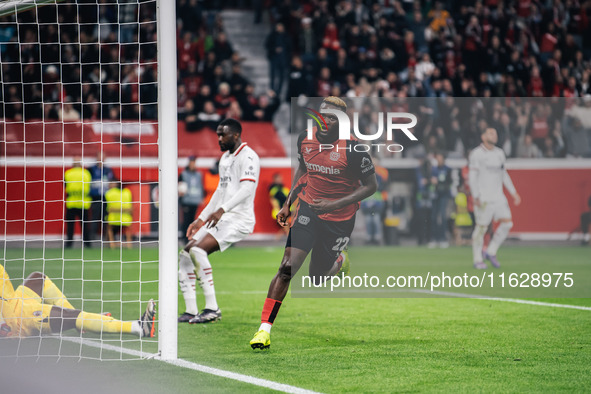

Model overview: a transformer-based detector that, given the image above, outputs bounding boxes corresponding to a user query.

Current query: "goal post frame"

[156,0,178,360]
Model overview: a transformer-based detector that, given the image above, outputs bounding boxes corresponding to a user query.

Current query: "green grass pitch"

[1,245,590,392]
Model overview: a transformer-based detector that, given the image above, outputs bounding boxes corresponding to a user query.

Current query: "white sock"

[190,247,219,311]
[472,225,487,263]
[131,321,142,337]
[487,221,513,256]
[259,322,272,334]
[178,250,198,315]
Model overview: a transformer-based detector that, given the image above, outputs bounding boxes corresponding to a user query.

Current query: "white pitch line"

[161,358,321,394]
[63,337,321,394]
[216,289,591,311]
[409,289,591,311]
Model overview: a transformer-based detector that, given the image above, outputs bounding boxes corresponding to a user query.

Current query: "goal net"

[1,0,177,360]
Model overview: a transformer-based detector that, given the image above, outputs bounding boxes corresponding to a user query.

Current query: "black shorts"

[286,201,355,273]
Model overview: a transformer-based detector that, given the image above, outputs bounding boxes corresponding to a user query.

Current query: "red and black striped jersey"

[297,129,375,221]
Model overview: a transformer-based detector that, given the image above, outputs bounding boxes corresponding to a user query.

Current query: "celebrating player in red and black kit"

[250,97,378,350]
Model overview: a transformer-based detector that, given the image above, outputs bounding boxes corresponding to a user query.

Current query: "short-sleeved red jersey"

[297,129,375,221]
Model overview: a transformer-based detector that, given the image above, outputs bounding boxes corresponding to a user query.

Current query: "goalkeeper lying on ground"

[0,263,155,338]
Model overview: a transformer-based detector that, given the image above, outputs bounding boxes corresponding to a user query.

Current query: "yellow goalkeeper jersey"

[1,263,16,331]
[0,263,15,301]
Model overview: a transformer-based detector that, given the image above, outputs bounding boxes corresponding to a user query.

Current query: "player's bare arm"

[310,173,378,214]
[277,161,307,226]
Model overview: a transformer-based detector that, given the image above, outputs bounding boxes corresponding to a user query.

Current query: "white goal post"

[156,0,178,361]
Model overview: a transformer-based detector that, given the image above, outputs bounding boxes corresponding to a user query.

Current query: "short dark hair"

[218,118,242,135]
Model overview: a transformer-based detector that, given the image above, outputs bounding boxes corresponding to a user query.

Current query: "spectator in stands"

[178,85,190,119]
[564,116,591,158]
[228,63,249,97]
[316,67,333,96]
[517,134,542,158]
[88,152,115,241]
[196,101,222,131]
[201,51,219,83]
[237,84,259,120]
[360,159,388,245]
[428,152,452,248]
[178,31,199,72]
[182,61,201,99]
[64,157,92,248]
[105,180,133,249]
[287,56,310,100]
[214,82,234,117]
[59,99,81,122]
[178,156,204,239]
[182,99,199,131]
[265,22,291,96]
[213,32,234,64]
[43,103,59,120]
[252,90,280,122]
[497,111,518,158]
[225,101,243,120]
[298,17,316,66]
[209,65,227,92]
[194,84,213,113]
[414,156,433,246]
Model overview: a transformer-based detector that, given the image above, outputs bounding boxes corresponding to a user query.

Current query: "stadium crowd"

[0,1,278,127]
[175,0,281,129]
[277,0,591,158]
[0,1,158,121]
[274,0,591,99]
[2,1,591,156]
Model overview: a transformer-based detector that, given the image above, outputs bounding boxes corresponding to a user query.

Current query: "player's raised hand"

[186,218,204,239]
[205,208,225,229]
[276,205,291,227]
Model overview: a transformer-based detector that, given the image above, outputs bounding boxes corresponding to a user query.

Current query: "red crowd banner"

[1,121,286,158]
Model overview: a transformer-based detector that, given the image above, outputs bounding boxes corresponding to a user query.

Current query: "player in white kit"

[469,128,521,269]
[177,118,260,323]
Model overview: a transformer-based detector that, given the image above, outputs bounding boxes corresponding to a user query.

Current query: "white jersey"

[198,142,260,231]
[468,144,516,203]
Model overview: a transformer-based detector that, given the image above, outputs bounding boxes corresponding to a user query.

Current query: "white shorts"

[474,198,512,226]
[192,218,251,252]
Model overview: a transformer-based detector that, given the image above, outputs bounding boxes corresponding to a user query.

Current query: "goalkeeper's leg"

[49,300,155,338]
[22,272,75,309]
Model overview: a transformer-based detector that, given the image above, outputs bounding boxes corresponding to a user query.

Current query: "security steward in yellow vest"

[105,180,133,249]
[64,157,92,248]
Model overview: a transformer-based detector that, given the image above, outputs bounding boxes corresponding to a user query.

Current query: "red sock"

[261,298,282,324]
